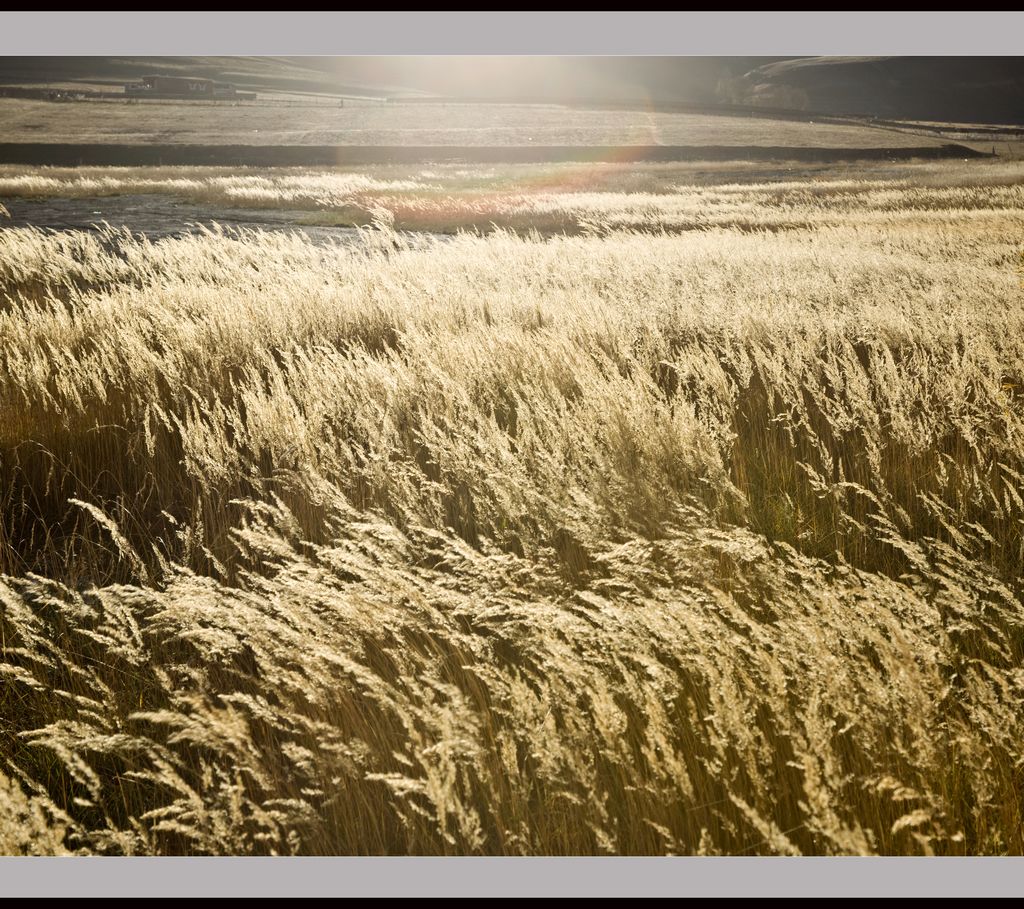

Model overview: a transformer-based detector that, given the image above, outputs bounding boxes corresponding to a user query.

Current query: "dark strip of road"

[0,143,986,167]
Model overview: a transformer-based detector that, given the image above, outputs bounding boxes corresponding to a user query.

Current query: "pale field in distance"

[0,158,1023,856]
[0,97,956,148]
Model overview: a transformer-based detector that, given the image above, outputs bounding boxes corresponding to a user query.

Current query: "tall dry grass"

[3,160,1023,233]
[0,169,1023,854]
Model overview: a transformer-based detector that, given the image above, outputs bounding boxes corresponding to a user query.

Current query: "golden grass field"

[1,159,1023,855]
[3,158,1020,232]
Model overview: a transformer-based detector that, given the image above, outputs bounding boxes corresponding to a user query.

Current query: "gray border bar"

[2,8,1021,899]
[0,12,1022,56]
[2,857,1023,897]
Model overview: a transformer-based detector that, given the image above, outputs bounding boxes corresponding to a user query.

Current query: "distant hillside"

[730,57,1024,124]
[293,57,783,105]
[0,56,405,98]
[1,56,1021,124]
[0,56,777,104]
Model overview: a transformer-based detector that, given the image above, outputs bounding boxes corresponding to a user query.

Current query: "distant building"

[125,75,256,101]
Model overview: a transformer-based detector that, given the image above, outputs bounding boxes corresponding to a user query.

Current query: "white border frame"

[1,10,1022,897]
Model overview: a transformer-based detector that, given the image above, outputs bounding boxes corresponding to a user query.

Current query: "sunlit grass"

[4,160,1022,234]
[1,163,1023,855]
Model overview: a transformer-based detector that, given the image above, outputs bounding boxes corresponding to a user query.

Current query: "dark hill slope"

[734,57,1024,124]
